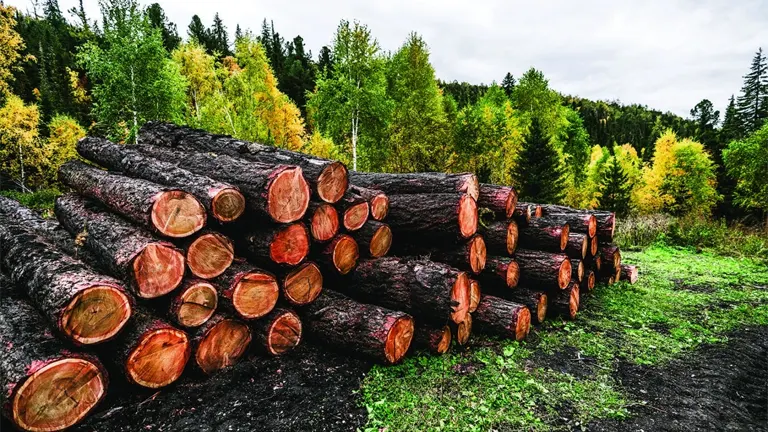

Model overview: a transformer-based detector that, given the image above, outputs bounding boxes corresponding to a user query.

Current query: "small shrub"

[0,188,60,214]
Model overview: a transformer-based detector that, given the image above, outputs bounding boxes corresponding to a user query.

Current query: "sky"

[7,0,768,118]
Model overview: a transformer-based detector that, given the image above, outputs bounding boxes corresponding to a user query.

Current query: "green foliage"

[0,188,60,211]
[599,156,631,215]
[512,68,564,135]
[44,114,86,180]
[438,79,488,109]
[723,122,768,222]
[0,4,23,100]
[0,94,42,190]
[735,48,768,134]
[146,3,180,52]
[513,117,566,204]
[661,139,720,216]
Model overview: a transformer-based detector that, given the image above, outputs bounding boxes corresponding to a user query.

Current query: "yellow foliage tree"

[44,115,86,182]
[302,130,350,165]
[0,95,42,190]
[0,4,24,98]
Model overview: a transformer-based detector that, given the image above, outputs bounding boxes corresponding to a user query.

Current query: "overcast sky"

[7,0,768,118]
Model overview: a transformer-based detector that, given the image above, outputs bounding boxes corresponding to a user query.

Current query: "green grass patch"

[0,188,60,214]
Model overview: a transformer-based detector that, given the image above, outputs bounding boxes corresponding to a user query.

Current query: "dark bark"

[473,295,531,341]
[513,203,532,226]
[593,211,616,242]
[190,313,252,375]
[168,279,218,328]
[299,290,414,364]
[237,223,310,267]
[480,220,517,256]
[349,171,479,200]
[478,183,517,219]
[548,282,580,319]
[411,324,451,355]
[58,160,206,238]
[350,221,392,258]
[476,256,519,290]
[518,201,542,217]
[565,233,588,259]
[600,245,622,275]
[133,144,310,224]
[501,288,548,324]
[138,121,348,204]
[305,202,339,242]
[571,258,584,282]
[387,193,477,240]
[539,204,597,238]
[250,308,302,356]
[621,264,639,284]
[345,184,388,221]
[336,187,370,231]
[514,249,571,290]
[77,137,245,223]
[210,260,279,320]
[277,261,324,306]
[517,217,569,253]
[391,234,485,274]
[315,234,359,275]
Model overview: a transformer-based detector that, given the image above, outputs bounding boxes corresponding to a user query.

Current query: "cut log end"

[559,223,571,251]
[283,262,323,305]
[590,236,598,257]
[507,259,520,288]
[465,178,480,201]
[268,167,311,223]
[533,205,543,217]
[187,233,234,280]
[579,235,588,259]
[505,189,518,219]
[587,214,597,238]
[232,272,279,319]
[458,194,478,239]
[469,235,487,274]
[536,293,548,324]
[594,256,602,272]
[468,280,481,313]
[150,190,206,238]
[576,259,585,282]
[332,235,359,275]
[558,259,572,289]
[507,221,519,255]
[270,223,310,266]
[369,224,392,258]
[196,319,251,374]
[176,281,218,327]
[343,201,370,231]
[310,203,339,242]
[211,188,246,222]
[455,314,472,345]
[133,243,186,298]
[12,358,106,432]
[370,194,389,221]
[61,285,132,345]
[450,272,471,324]
[127,328,190,388]
[515,307,532,341]
[265,310,303,355]
[569,284,580,319]
[587,270,596,291]
[384,316,414,364]
[621,264,639,284]
[317,162,349,204]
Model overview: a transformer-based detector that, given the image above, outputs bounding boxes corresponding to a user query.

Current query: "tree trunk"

[138,121,349,204]
[501,288,548,324]
[250,308,302,356]
[478,183,517,219]
[58,161,206,238]
[565,233,588,259]
[476,256,519,289]
[238,223,310,267]
[539,204,598,238]
[581,269,596,292]
[481,219,518,256]
[452,314,472,346]
[515,249,572,290]
[315,234,359,275]
[549,282,580,319]
[347,184,388,221]
[77,137,245,223]
[134,144,310,224]
[190,314,252,375]
[571,258,585,282]
[517,217,569,253]
[590,235,598,257]
[0,278,108,432]
[387,193,478,240]
[299,290,414,364]
[600,245,622,276]
[513,203,532,226]
[392,234,486,274]
[337,256,471,324]
[54,194,186,298]
[278,261,324,306]
[350,221,392,258]
[469,279,481,313]
[349,171,479,200]
[518,201,542,217]
[621,264,639,284]
[411,324,451,355]
[0,223,132,346]
[473,295,531,341]
[182,231,234,280]
[305,202,339,243]
[168,279,218,328]
[336,188,370,232]
[593,211,616,242]
[210,260,279,320]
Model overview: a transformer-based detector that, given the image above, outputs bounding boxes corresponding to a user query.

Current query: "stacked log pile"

[0,122,637,431]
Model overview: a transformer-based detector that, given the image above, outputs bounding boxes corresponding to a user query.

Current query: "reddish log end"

[282,262,324,306]
[469,280,481,313]
[126,327,190,388]
[370,194,389,221]
[621,264,639,284]
[262,309,303,356]
[474,295,531,341]
[329,235,360,275]
[309,203,339,242]
[195,317,252,374]
[150,190,207,238]
[468,235,487,274]
[61,285,132,345]
[594,256,602,272]
[572,259,585,283]
[558,259,572,290]
[559,223,571,251]
[587,214,597,238]
[533,205,543,217]
[343,201,370,231]
[186,232,234,280]
[267,167,311,223]
[455,314,472,346]
[171,280,218,328]
[586,270,596,291]
[507,221,519,255]
[211,187,246,222]
[451,272,471,324]
[232,271,280,320]
[535,293,548,324]
[368,223,392,258]
[271,223,310,266]
[316,162,349,204]
[412,325,451,355]
[590,236,598,257]
[458,194,479,239]
[132,243,185,298]
[385,316,415,364]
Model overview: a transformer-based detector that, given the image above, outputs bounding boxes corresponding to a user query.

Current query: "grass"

[360,245,768,431]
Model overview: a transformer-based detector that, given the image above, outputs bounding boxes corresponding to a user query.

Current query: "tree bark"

[168,279,218,328]
[476,256,519,289]
[621,264,639,284]
[299,290,414,364]
[210,260,279,320]
[473,295,531,341]
[411,324,451,355]
[139,121,349,204]
[77,137,245,223]
[250,308,302,356]
[518,201,542,217]
[481,219,517,256]
[539,204,598,238]
[134,144,310,224]
[336,187,370,231]
[54,194,186,298]
[278,261,324,306]
[548,282,580,319]
[58,160,206,238]
[517,217,569,253]
[515,249,572,290]
[513,203,532,226]
[182,231,234,280]
[600,245,622,276]
[387,193,478,240]
[349,171,479,200]
[392,234,486,274]
[350,221,392,258]
[315,234,359,275]
[346,184,388,221]
[190,313,252,375]
[571,258,585,282]
[305,202,339,243]
[565,233,588,259]
[501,288,548,324]
[237,222,310,267]
[478,183,517,219]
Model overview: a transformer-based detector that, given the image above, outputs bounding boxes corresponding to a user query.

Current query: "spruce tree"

[501,72,515,97]
[146,3,180,52]
[736,48,768,133]
[234,24,243,42]
[512,117,566,204]
[209,13,231,57]
[720,95,741,142]
[599,157,631,215]
[187,15,209,49]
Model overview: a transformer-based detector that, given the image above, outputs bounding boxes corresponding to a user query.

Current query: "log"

[191,314,252,374]
[139,121,349,204]
[517,217,569,253]
[348,171,479,200]
[77,137,246,223]
[593,211,616,242]
[239,223,310,267]
[0,223,132,345]
[549,282,580,319]
[468,279,481,313]
[513,203,532,226]
[481,220,517,256]
[350,221,392,258]
[452,314,472,346]
[411,325,451,355]
[278,261,323,306]
[571,259,585,283]
[169,279,218,328]
[184,231,234,279]
[0,278,108,432]
[305,202,339,242]
[58,160,206,238]
[581,269,596,292]
[600,245,622,275]
[477,256,519,289]
[55,194,186,298]
[502,288,548,324]
[346,184,388,221]
[539,204,597,238]
[387,193,478,240]
[316,234,359,275]
[134,144,310,224]
[478,183,517,219]
[211,260,279,320]
[621,264,639,284]
[565,233,588,259]
[590,235,598,257]
[473,295,531,341]
[515,249,572,290]
[339,257,471,324]
[111,307,190,388]
[250,308,302,356]
[336,188,370,232]
[591,255,602,273]
[299,290,414,364]
[519,202,542,218]
[393,234,486,275]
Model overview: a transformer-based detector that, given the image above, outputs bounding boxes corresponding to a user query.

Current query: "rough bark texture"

[55,194,185,298]
[190,314,252,375]
[501,288,548,324]
[139,121,348,204]
[349,171,479,200]
[238,223,310,267]
[350,221,392,258]
[58,160,206,238]
[571,259,585,283]
[473,295,531,341]
[514,249,571,290]
[316,234,359,275]
[600,245,622,275]
[211,260,279,320]
[411,325,451,355]
[343,184,388,221]
[481,220,517,256]
[478,183,517,219]
[518,202,542,218]
[517,217,569,253]
[621,264,639,284]
[337,257,470,324]
[299,290,414,364]
[387,193,477,240]
[476,256,519,289]
[278,262,324,306]
[539,204,597,238]
[593,211,616,242]
[134,144,310,224]
[168,279,218,328]
[392,234,485,274]
[250,308,302,356]
[549,282,580,320]
[77,137,245,223]
[305,202,339,243]
[565,233,588,259]
[513,203,532,226]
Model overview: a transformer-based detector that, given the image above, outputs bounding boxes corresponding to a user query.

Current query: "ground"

[3,245,764,431]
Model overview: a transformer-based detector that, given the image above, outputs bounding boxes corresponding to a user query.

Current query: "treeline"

[0,0,766,224]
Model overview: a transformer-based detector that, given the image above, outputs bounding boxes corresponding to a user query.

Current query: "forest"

[0,0,766,227]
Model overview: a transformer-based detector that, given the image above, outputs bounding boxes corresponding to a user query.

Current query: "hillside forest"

[0,0,766,226]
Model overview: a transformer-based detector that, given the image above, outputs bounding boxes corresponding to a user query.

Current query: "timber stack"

[0,121,637,431]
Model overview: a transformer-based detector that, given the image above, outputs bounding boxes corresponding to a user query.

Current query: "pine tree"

[690,98,720,157]
[501,72,515,97]
[736,48,768,134]
[599,156,630,215]
[209,13,231,57]
[187,15,209,50]
[146,3,181,52]
[234,24,243,42]
[512,117,566,204]
[317,46,332,76]
[721,95,741,143]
